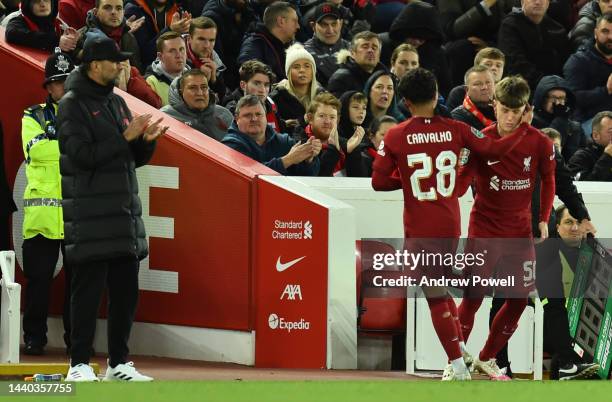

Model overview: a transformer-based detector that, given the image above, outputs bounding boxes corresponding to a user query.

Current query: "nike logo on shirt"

[276,256,306,272]
[487,160,500,166]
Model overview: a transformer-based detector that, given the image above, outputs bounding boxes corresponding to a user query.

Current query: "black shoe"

[558,362,600,380]
[23,342,44,356]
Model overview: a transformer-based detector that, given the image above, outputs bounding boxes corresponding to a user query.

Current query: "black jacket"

[345,140,376,177]
[57,67,155,264]
[532,75,586,162]
[293,126,342,177]
[569,0,601,51]
[568,142,612,181]
[304,35,350,88]
[446,85,466,111]
[327,56,387,99]
[269,85,307,131]
[563,41,612,122]
[451,103,495,131]
[497,9,569,89]
[438,0,514,42]
[5,0,60,50]
[238,24,289,82]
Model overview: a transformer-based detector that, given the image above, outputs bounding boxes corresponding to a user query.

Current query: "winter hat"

[285,43,316,79]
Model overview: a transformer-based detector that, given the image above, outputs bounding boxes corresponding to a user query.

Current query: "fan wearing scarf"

[451,65,496,130]
[5,0,79,52]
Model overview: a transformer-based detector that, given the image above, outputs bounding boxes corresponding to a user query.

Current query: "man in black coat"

[451,65,496,130]
[58,36,167,382]
[568,110,612,181]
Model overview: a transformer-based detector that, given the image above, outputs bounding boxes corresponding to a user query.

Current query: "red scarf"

[186,42,204,69]
[105,25,124,46]
[305,125,345,173]
[22,14,61,36]
[463,94,494,128]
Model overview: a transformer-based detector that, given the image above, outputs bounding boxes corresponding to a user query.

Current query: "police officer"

[21,50,75,355]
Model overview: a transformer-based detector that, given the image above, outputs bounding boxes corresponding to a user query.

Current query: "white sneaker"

[474,358,511,381]
[66,363,100,382]
[104,361,153,382]
[441,364,471,381]
[462,350,474,372]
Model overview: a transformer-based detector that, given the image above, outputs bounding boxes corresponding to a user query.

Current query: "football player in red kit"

[372,68,528,381]
[456,76,556,380]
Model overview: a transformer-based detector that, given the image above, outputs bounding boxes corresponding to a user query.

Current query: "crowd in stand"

[1,0,611,181]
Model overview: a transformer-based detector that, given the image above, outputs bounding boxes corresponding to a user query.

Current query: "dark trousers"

[70,256,139,367]
[22,235,71,347]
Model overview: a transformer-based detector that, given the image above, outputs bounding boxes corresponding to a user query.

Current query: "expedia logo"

[268,313,310,332]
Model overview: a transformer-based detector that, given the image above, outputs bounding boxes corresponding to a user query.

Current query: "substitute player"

[456,76,556,380]
[372,68,528,381]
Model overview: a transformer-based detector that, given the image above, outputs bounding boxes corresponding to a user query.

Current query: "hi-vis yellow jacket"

[21,100,63,240]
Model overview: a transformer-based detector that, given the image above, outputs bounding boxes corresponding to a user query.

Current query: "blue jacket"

[563,41,612,122]
[222,122,320,176]
[238,24,288,82]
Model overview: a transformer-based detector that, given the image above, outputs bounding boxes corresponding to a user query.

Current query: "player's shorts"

[461,237,536,298]
[402,237,463,287]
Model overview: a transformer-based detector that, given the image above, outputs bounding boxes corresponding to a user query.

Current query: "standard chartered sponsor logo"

[489,176,531,191]
[267,313,310,332]
[271,220,313,240]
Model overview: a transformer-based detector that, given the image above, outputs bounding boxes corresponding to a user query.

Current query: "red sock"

[427,297,462,361]
[458,298,483,342]
[445,296,464,343]
[479,298,528,361]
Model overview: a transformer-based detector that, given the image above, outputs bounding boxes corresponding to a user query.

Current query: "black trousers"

[22,234,71,347]
[70,256,139,367]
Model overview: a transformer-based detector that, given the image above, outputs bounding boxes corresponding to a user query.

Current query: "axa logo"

[280,284,302,300]
[489,175,500,191]
[268,313,310,332]
[523,156,531,172]
[276,256,305,272]
[304,221,312,239]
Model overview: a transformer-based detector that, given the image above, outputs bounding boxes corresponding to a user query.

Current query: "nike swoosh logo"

[276,256,306,272]
[487,160,500,166]
[559,364,578,374]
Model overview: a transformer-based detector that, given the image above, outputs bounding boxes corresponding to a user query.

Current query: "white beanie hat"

[285,43,316,78]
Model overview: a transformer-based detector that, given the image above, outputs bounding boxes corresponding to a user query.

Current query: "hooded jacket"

[532,75,586,162]
[563,40,612,122]
[74,10,143,72]
[57,67,155,264]
[384,2,452,96]
[221,122,320,176]
[145,59,190,106]
[569,0,602,51]
[161,77,233,142]
[238,23,289,82]
[327,52,388,99]
[124,0,179,67]
[6,0,62,50]
[304,35,351,88]
[497,8,569,89]
[362,71,405,128]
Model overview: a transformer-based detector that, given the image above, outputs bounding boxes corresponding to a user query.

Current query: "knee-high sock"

[479,298,528,361]
[458,297,483,342]
[427,297,462,361]
[445,296,464,343]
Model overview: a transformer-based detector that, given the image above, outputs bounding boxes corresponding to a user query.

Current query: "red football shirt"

[458,123,556,237]
[372,116,527,238]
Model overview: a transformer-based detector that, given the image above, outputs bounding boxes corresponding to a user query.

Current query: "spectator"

[73,0,143,72]
[115,59,163,108]
[20,51,75,356]
[564,13,612,129]
[270,43,320,133]
[532,75,586,162]
[301,0,360,40]
[145,31,189,106]
[6,0,80,52]
[202,0,257,90]
[186,16,226,99]
[161,70,233,141]
[346,114,397,177]
[294,92,344,176]
[451,65,496,130]
[58,0,95,29]
[447,47,505,111]
[363,71,404,128]
[304,3,350,88]
[327,31,386,98]
[58,35,166,382]
[382,1,452,97]
[568,110,612,181]
[124,0,185,67]
[389,43,419,81]
[438,0,514,87]
[497,0,569,89]
[222,95,321,176]
[338,91,367,143]
[238,1,299,82]
[541,127,563,153]
[223,60,283,132]
[569,0,612,50]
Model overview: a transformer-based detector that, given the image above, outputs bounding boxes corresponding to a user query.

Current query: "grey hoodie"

[161,76,233,142]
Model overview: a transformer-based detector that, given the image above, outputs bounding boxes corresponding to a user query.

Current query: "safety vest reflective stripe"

[23,198,62,207]
[25,133,48,164]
